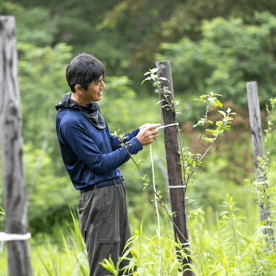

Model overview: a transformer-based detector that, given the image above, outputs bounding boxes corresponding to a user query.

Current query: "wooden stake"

[0,16,33,275]
[246,81,274,241]
[156,60,194,276]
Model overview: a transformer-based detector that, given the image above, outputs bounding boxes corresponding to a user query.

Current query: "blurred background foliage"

[1,0,276,238]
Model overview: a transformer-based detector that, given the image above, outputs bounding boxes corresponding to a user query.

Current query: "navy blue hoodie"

[55,92,143,191]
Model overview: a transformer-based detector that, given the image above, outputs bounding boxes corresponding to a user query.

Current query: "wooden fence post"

[246,81,274,241]
[156,60,194,276]
[0,16,33,275]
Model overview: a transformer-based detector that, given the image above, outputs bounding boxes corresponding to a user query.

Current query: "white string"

[0,232,31,251]
[0,232,31,241]
[254,181,266,185]
[156,123,179,130]
[168,185,186,189]
[150,144,161,275]
[150,144,161,238]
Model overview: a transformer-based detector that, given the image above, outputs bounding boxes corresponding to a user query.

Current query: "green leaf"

[218,110,226,116]
[159,77,169,81]
[141,76,152,84]
[215,99,223,108]
[163,86,172,94]
[153,81,159,87]
[150,68,159,73]
[212,93,222,97]
[195,98,206,103]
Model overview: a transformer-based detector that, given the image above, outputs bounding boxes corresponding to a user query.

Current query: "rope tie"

[157,123,179,130]
[0,232,31,251]
[254,181,266,185]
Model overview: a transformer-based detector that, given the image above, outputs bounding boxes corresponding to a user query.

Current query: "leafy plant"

[140,68,235,194]
[185,93,236,184]
[142,68,180,114]
[101,224,191,276]
[105,68,236,275]
[219,195,243,275]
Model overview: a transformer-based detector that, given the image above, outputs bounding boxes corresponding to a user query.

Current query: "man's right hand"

[136,124,161,146]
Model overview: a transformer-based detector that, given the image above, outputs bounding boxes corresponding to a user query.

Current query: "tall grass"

[1,165,275,276]
[0,190,275,275]
[99,190,275,276]
[0,213,89,276]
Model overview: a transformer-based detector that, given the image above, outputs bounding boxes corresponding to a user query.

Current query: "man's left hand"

[139,123,160,132]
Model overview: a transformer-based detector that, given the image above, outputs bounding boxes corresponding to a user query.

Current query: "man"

[55,52,160,275]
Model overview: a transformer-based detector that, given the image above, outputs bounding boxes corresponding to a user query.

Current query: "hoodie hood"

[55,92,106,130]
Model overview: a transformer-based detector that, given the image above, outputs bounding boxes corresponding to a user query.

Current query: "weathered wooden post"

[246,81,274,241]
[0,16,33,275]
[156,60,194,276]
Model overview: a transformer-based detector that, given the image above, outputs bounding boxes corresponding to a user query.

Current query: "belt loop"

[113,178,116,186]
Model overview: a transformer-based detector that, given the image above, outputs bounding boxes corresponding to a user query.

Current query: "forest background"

[1,0,276,274]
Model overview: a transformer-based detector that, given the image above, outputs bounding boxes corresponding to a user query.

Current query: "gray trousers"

[77,182,132,276]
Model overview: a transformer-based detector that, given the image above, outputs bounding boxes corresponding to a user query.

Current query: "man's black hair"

[66,53,105,92]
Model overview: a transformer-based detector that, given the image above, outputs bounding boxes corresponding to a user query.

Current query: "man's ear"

[74,84,83,94]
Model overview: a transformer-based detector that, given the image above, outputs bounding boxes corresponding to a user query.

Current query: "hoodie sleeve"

[59,116,143,175]
[107,125,141,151]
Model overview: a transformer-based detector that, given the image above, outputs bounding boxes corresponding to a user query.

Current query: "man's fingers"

[140,123,151,130]
[147,123,161,130]
[149,128,160,136]
[137,124,161,146]
[139,123,161,132]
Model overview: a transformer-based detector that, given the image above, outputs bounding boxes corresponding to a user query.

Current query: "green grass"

[0,213,89,276]
[1,190,275,276]
[100,193,276,276]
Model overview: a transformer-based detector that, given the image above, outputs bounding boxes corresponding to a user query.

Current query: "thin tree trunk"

[0,16,32,275]
[246,81,274,242]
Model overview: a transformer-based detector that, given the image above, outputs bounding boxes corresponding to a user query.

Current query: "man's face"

[84,76,105,102]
